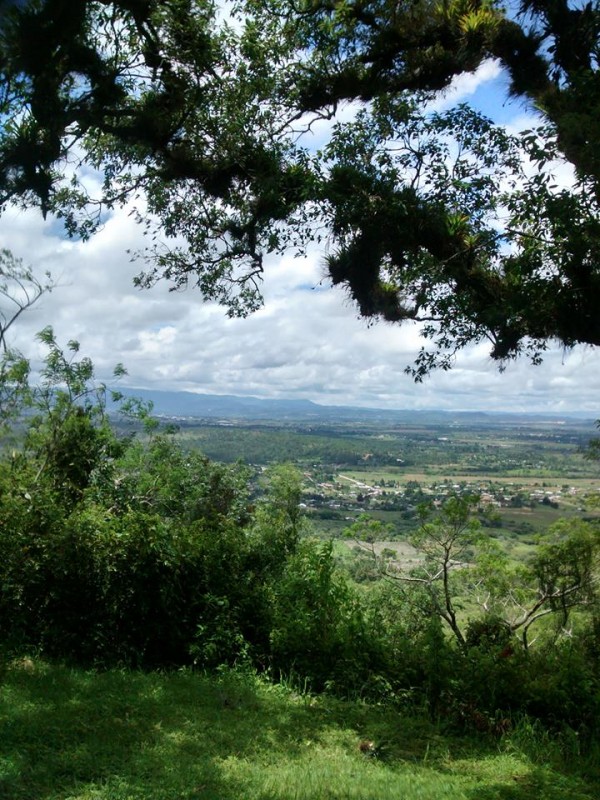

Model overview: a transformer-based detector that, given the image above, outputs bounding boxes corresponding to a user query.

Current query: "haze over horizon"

[117,386,598,424]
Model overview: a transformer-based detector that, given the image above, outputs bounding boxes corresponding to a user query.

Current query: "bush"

[0,417,264,666]
[269,539,377,693]
[0,487,258,666]
[520,640,600,736]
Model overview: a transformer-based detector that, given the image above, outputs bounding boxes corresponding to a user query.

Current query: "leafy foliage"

[269,538,376,691]
[1,2,600,371]
[0,249,53,425]
[0,325,599,733]
[361,496,600,652]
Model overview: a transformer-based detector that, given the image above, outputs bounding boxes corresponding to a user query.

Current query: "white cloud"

[2,196,599,417]
[427,59,503,113]
[1,62,599,418]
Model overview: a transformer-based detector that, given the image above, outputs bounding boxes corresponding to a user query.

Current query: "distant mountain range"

[111,388,596,427]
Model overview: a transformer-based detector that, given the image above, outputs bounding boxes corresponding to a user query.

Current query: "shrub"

[269,539,376,693]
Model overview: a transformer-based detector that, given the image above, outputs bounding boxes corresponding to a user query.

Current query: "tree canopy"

[1,0,599,374]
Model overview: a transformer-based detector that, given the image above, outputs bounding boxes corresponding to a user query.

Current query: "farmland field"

[166,413,600,544]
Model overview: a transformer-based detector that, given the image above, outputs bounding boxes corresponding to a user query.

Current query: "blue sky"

[1,26,599,416]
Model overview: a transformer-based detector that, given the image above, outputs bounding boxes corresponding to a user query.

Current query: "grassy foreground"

[1,659,598,800]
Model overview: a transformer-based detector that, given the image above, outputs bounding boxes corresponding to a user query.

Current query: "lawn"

[1,658,598,800]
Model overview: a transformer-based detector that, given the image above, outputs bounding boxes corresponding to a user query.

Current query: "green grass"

[1,658,599,800]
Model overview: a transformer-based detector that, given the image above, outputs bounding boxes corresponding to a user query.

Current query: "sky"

[2,48,600,417]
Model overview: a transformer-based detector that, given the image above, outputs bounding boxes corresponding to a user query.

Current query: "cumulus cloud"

[426,59,503,113]
[2,197,599,415]
[1,76,599,417]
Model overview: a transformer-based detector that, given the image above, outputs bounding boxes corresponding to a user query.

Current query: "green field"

[166,417,600,544]
[1,659,599,800]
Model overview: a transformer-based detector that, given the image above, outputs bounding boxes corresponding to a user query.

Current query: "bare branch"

[0,250,55,353]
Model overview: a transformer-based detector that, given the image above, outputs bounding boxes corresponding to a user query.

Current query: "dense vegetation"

[175,415,598,475]
[0,258,598,794]
[1,1,600,795]
[1,333,599,769]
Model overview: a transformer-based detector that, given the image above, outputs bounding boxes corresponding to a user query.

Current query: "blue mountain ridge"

[110,388,595,427]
